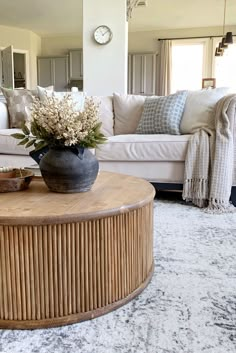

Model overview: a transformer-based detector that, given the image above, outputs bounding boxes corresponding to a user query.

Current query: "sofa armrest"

[0,102,9,129]
[218,94,236,185]
[227,95,236,185]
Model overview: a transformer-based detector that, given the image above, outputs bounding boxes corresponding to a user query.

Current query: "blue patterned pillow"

[136,91,188,135]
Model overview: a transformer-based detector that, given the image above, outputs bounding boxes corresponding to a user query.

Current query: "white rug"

[1,195,236,353]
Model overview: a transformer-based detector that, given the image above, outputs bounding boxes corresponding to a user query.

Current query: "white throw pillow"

[32,85,54,97]
[180,87,230,134]
[37,86,85,112]
[113,93,146,135]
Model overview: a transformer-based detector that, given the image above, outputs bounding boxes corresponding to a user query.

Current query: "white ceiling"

[0,0,235,36]
[129,0,236,32]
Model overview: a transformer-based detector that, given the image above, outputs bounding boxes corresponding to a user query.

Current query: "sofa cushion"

[1,87,37,128]
[37,86,85,112]
[0,129,33,155]
[113,93,146,135]
[180,87,230,134]
[0,154,33,169]
[136,91,188,135]
[0,86,54,129]
[96,134,191,162]
[91,96,114,137]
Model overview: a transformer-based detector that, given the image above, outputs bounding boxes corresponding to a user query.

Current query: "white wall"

[40,25,236,56]
[29,31,41,88]
[0,25,41,89]
[128,25,236,53]
[83,0,128,96]
[41,35,83,56]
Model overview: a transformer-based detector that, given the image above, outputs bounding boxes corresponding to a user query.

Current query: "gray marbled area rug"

[1,195,236,353]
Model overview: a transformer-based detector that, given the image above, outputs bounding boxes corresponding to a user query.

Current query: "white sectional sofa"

[0,89,235,205]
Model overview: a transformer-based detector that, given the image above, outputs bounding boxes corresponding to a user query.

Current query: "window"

[171,40,207,93]
[213,41,236,90]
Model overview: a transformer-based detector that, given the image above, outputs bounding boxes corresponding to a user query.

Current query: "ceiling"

[0,0,235,36]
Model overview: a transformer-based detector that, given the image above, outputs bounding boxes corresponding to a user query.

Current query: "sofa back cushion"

[136,91,188,135]
[180,87,230,134]
[113,93,146,135]
[37,86,85,112]
[91,96,114,137]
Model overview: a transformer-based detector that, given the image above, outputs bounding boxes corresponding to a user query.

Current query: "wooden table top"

[0,171,155,225]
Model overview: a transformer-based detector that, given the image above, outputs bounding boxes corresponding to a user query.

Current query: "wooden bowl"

[0,170,15,179]
[0,169,34,193]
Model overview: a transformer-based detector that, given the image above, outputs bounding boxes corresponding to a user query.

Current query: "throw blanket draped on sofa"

[183,94,236,212]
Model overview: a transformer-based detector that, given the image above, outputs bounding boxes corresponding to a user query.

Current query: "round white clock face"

[94,25,113,45]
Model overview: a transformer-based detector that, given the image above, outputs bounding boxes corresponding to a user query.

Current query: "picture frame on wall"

[202,78,216,89]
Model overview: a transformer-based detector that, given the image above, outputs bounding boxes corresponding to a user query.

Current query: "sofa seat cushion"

[0,129,33,155]
[96,134,191,162]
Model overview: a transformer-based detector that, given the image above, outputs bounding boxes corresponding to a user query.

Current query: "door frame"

[13,49,30,89]
[0,47,30,89]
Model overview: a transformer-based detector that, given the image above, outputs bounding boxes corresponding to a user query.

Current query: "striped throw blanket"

[183,94,236,213]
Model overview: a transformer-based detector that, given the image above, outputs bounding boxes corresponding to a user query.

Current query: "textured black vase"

[39,145,99,193]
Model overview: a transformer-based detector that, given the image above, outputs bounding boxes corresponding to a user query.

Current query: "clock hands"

[94,26,112,44]
[102,29,109,36]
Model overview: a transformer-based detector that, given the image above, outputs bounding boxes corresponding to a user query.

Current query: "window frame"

[212,36,236,89]
[211,36,222,78]
[171,38,211,92]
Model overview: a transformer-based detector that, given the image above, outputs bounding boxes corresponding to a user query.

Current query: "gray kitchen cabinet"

[37,56,69,91]
[129,53,156,95]
[69,49,83,80]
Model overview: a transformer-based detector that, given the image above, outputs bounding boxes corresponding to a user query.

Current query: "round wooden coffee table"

[0,171,155,329]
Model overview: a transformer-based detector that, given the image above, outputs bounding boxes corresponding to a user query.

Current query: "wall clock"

[94,25,113,45]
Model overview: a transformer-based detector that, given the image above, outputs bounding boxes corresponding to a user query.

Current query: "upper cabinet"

[37,50,83,91]
[129,53,156,96]
[69,49,83,80]
[37,56,69,91]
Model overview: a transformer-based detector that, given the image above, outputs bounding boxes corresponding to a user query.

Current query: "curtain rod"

[158,35,235,41]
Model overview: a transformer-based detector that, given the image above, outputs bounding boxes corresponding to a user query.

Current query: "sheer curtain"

[159,40,172,96]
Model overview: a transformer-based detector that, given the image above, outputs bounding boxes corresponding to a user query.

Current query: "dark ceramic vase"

[39,145,99,193]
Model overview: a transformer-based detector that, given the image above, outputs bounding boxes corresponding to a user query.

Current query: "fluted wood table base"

[0,172,155,329]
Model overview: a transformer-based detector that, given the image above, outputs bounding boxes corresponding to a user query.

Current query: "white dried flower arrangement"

[12,94,106,151]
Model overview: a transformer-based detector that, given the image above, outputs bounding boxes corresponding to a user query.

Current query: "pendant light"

[225,31,233,44]
[216,0,234,56]
[223,0,233,44]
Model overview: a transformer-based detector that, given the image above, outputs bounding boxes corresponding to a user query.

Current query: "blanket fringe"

[204,198,236,214]
[183,178,208,208]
